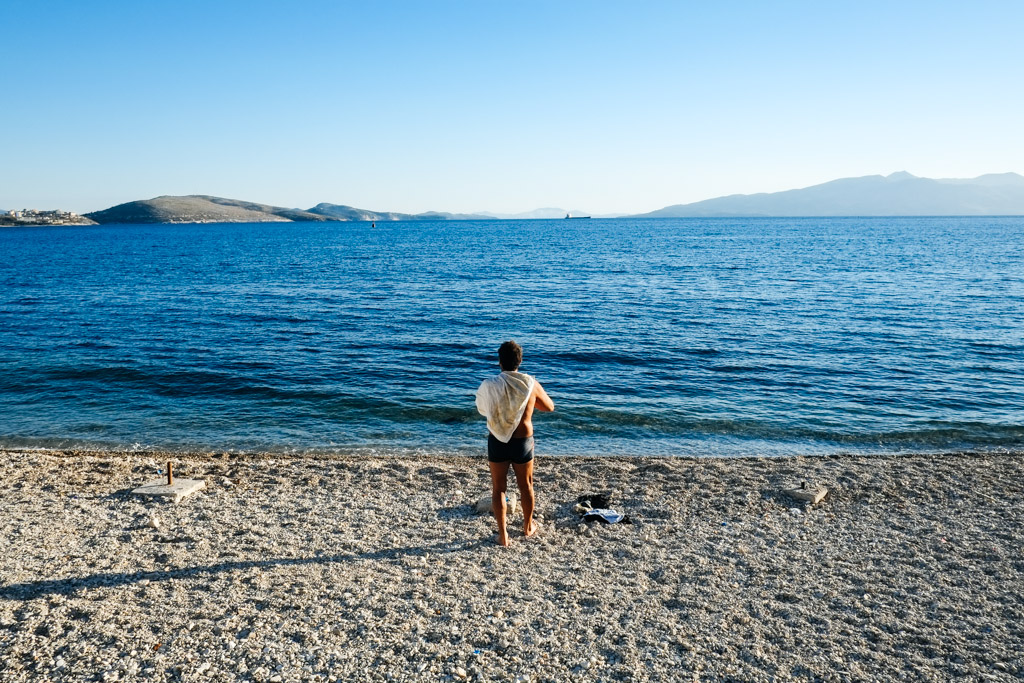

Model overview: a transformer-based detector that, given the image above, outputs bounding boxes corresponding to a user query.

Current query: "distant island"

[5,171,1024,226]
[81,195,495,225]
[306,202,490,222]
[632,171,1024,217]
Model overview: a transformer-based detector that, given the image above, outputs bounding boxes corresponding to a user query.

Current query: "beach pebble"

[148,514,162,530]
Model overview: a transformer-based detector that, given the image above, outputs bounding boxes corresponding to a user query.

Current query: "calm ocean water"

[1,217,1022,457]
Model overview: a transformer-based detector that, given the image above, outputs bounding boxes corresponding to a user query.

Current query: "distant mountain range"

[7,172,1022,226]
[307,202,490,222]
[634,172,1024,217]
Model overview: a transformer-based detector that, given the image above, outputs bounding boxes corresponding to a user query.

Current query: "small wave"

[220,313,315,325]
[38,365,345,404]
[968,340,1021,349]
[708,365,762,373]
[546,350,667,367]
[685,348,721,356]
[555,407,1024,448]
[72,341,117,350]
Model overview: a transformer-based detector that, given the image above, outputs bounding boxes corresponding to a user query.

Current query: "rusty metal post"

[167,461,173,486]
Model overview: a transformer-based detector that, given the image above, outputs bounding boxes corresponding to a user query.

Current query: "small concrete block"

[785,484,828,505]
[133,478,206,503]
[475,491,519,515]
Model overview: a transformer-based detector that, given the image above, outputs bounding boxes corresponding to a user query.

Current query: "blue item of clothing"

[581,508,626,524]
[487,433,535,464]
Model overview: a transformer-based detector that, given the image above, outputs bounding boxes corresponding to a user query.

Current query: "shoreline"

[4,444,1024,462]
[2,449,1022,681]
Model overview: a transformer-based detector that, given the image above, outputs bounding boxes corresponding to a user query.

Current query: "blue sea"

[1,217,1022,457]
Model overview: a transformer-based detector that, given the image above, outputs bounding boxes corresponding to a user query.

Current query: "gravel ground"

[1,449,1022,682]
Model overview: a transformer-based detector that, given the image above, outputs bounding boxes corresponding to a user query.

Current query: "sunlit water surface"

[1,217,1022,457]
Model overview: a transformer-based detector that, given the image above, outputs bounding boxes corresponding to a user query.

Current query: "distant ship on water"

[565,213,591,219]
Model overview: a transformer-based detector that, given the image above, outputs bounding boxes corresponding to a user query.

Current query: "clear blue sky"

[3,0,1022,214]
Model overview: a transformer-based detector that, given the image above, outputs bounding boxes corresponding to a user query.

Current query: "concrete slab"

[475,491,518,515]
[785,484,828,505]
[133,478,206,503]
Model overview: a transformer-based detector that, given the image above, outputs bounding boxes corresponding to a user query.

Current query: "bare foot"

[495,532,510,547]
[523,519,541,538]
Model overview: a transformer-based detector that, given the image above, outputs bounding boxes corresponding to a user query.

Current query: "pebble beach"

[1,449,1022,682]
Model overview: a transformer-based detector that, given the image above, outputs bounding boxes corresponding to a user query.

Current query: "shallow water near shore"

[1,217,1022,456]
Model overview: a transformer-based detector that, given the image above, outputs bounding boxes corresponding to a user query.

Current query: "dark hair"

[498,340,522,371]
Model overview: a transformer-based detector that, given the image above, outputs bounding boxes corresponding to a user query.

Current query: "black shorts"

[487,434,535,464]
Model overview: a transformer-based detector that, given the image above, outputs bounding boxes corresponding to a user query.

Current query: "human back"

[511,371,552,438]
[475,342,553,442]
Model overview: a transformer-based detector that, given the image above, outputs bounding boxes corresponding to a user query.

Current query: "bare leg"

[488,461,511,546]
[511,459,538,537]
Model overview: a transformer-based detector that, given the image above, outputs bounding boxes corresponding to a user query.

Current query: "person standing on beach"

[475,340,554,546]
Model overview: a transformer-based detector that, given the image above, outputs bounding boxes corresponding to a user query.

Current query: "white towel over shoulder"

[475,371,535,443]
